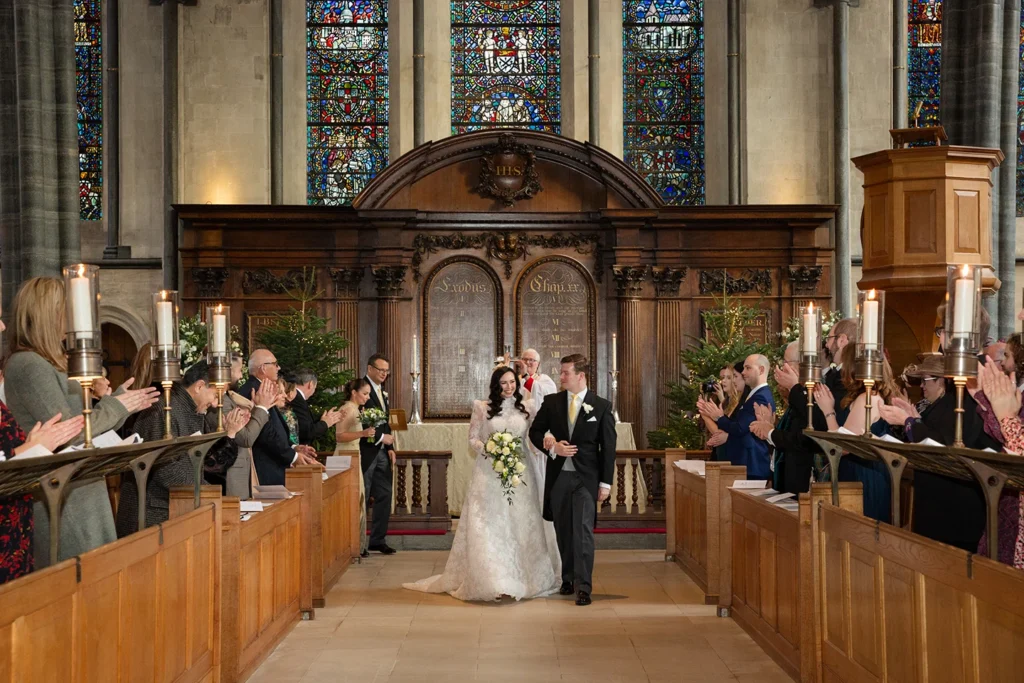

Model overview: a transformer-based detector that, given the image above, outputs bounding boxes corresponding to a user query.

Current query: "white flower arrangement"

[484,429,526,505]
[359,407,389,443]
[178,313,242,370]
[581,403,593,415]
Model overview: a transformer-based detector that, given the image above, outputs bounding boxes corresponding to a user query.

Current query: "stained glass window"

[623,0,704,205]
[75,0,103,220]
[908,0,942,127]
[1017,11,1024,216]
[451,1,561,134]
[306,1,389,206]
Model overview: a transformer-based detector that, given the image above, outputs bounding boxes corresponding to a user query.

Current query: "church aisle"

[247,550,790,683]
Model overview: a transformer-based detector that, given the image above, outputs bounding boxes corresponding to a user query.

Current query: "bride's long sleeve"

[468,400,488,456]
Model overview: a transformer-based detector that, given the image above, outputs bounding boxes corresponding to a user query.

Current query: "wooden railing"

[598,450,667,528]
[387,450,452,532]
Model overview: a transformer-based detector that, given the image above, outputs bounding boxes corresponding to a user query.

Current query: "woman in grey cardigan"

[4,278,159,566]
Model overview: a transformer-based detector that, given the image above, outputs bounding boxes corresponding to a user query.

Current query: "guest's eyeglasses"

[371,365,390,375]
[260,361,280,368]
[523,358,539,365]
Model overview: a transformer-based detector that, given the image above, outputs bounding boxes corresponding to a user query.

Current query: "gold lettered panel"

[515,256,597,379]
[244,312,282,355]
[423,257,503,419]
[700,309,771,346]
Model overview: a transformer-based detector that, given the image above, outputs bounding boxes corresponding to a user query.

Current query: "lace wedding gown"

[403,396,561,601]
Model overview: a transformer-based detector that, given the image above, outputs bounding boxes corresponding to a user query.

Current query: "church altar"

[395,422,638,516]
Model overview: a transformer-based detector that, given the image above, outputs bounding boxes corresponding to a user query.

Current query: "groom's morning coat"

[529,389,617,522]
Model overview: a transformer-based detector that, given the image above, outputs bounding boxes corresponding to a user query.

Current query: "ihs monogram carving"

[474,132,543,207]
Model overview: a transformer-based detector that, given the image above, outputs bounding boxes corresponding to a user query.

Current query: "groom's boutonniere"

[382,390,389,400]
[582,403,594,415]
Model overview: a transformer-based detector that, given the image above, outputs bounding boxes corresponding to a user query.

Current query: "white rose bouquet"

[359,407,389,443]
[484,429,527,505]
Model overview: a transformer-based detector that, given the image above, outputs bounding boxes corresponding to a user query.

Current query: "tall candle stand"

[855,289,885,435]
[798,303,822,431]
[943,265,981,448]
[64,265,104,448]
[609,370,621,423]
[409,371,423,425]
[205,304,231,431]
[150,291,182,439]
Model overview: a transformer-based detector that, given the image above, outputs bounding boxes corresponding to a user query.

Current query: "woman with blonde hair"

[4,277,159,565]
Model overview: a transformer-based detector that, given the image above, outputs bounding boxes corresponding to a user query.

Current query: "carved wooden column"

[372,265,407,400]
[612,265,649,437]
[652,266,687,426]
[330,267,363,371]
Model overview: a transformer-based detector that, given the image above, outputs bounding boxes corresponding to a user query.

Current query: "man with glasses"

[362,353,397,555]
[237,349,320,487]
[519,348,557,405]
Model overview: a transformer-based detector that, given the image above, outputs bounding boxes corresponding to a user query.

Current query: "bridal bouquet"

[484,430,528,505]
[360,407,389,443]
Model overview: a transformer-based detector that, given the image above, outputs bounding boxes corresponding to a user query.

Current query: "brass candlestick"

[953,377,967,448]
[161,381,174,439]
[409,371,423,425]
[64,264,104,448]
[797,303,822,432]
[862,379,875,435]
[80,381,95,448]
[207,353,232,432]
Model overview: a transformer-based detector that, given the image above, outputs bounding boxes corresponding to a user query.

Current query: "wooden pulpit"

[853,130,1002,371]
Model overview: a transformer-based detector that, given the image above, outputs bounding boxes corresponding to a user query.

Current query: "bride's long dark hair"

[487,365,529,419]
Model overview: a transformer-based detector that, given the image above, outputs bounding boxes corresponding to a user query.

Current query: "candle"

[861,290,879,346]
[802,303,818,354]
[952,265,975,337]
[612,333,618,373]
[68,269,94,334]
[412,334,419,370]
[155,297,174,347]
[211,310,227,354]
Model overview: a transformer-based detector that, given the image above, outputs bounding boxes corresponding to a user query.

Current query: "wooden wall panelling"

[0,501,220,683]
[816,499,1024,683]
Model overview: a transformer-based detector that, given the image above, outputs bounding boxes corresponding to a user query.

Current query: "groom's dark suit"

[360,377,395,547]
[529,388,616,596]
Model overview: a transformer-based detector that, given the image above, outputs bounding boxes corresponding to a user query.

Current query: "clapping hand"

[774,363,799,393]
[892,397,920,419]
[254,379,277,409]
[753,403,776,426]
[706,431,727,448]
[980,356,1022,421]
[812,384,836,414]
[16,413,85,454]
[321,406,343,428]
[294,444,324,469]
[749,421,772,441]
[113,378,160,414]
[696,397,724,422]
[223,407,249,438]
[878,403,909,427]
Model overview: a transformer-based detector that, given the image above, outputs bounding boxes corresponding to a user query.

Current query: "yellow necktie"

[376,384,385,407]
[569,393,579,423]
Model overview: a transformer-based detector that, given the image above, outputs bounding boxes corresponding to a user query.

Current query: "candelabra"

[151,290,182,439]
[609,370,621,423]
[798,303,822,431]
[64,265,104,448]
[206,304,231,430]
[943,264,982,447]
[409,371,423,425]
[855,289,885,435]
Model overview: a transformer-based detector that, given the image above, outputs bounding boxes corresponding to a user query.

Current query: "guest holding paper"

[697,354,775,480]
[4,277,159,566]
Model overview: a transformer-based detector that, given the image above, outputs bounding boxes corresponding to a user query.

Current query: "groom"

[529,353,616,606]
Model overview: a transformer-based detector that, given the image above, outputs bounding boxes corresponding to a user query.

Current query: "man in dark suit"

[698,354,776,480]
[287,368,342,445]
[238,349,320,486]
[529,354,616,606]
[362,353,397,555]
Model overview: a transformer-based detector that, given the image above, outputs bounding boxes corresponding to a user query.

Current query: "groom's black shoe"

[369,543,397,555]
[559,581,574,596]
[575,591,592,606]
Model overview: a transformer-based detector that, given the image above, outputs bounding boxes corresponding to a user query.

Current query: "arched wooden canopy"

[353,130,664,212]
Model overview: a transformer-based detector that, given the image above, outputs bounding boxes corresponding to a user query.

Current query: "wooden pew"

[664,452,746,605]
[174,487,312,683]
[0,495,221,682]
[286,461,361,608]
[727,482,863,682]
[815,495,1024,683]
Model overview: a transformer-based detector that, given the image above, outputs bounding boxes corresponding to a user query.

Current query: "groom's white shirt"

[547,387,610,491]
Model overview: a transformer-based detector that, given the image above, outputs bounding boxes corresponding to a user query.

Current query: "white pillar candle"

[211,313,227,353]
[952,267,975,337]
[802,303,818,354]
[155,300,174,347]
[861,292,879,346]
[69,274,94,334]
[412,334,419,369]
[612,333,618,373]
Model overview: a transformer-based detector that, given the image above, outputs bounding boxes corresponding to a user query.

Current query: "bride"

[403,366,561,601]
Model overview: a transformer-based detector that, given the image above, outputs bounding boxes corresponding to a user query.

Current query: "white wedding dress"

[403,396,561,601]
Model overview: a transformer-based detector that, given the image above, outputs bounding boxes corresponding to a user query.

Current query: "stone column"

[330,267,364,372]
[832,0,852,318]
[372,265,407,400]
[652,267,687,426]
[612,265,649,437]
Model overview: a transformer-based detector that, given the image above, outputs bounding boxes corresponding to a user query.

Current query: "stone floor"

[248,550,791,683]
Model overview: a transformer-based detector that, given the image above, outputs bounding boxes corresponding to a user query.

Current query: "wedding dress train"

[402,396,561,601]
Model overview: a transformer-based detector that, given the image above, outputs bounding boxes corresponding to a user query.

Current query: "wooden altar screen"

[176,131,836,447]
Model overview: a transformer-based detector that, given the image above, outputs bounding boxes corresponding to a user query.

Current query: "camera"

[701,380,718,396]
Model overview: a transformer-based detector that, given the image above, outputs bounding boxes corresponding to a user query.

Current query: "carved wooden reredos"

[176,130,836,443]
